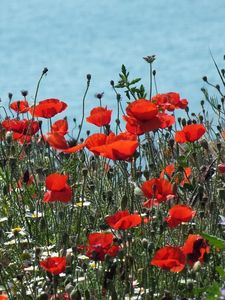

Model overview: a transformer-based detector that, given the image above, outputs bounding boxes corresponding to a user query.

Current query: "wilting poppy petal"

[39,256,66,275]
[175,124,206,143]
[29,98,67,118]
[151,246,186,272]
[86,107,112,127]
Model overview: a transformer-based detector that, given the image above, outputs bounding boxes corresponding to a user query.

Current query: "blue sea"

[0,0,225,130]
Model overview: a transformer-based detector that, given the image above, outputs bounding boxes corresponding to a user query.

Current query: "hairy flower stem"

[76,75,91,142]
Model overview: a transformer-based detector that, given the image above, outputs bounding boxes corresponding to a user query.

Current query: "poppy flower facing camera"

[39,256,66,275]
[86,106,112,127]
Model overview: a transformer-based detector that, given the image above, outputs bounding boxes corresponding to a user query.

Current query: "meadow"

[0,56,224,300]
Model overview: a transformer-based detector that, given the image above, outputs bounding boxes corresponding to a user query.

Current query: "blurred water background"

[0,0,225,131]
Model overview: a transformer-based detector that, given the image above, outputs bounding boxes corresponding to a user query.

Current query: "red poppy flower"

[165,204,196,228]
[45,132,85,154]
[86,232,120,261]
[0,295,8,300]
[123,99,175,135]
[141,178,175,208]
[43,173,72,203]
[12,132,32,144]
[182,234,210,266]
[10,100,30,113]
[29,98,67,118]
[151,92,188,111]
[175,124,206,143]
[150,246,186,272]
[2,119,40,135]
[51,119,68,136]
[157,113,175,129]
[86,106,112,127]
[105,210,143,230]
[39,256,66,275]
[160,164,191,186]
[85,133,107,154]
[223,130,225,139]
[86,132,138,160]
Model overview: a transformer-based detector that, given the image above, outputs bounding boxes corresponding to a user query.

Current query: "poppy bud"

[115,118,120,125]
[86,74,91,81]
[42,67,48,75]
[153,69,156,76]
[187,119,192,125]
[82,168,88,177]
[21,90,28,97]
[181,118,187,127]
[8,92,13,100]
[221,96,225,103]
[110,80,114,86]
[200,100,204,106]
[168,138,174,148]
[141,238,149,249]
[202,76,208,82]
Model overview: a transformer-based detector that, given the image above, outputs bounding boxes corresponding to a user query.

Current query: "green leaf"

[201,233,225,249]
[130,78,141,85]
[177,156,189,168]
[121,64,127,75]
[216,265,225,279]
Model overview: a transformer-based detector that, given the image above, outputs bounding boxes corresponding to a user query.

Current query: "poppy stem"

[76,75,91,142]
[149,63,153,100]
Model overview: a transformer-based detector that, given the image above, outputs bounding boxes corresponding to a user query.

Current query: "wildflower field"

[0,56,225,300]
